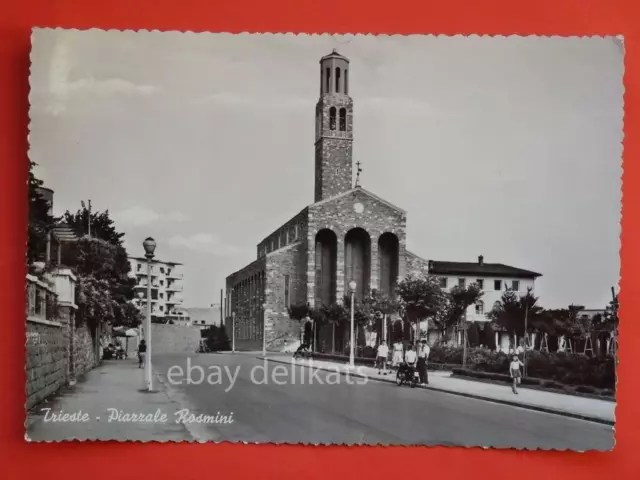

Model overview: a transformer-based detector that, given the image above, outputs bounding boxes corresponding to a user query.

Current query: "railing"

[166,272,183,279]
[166,284,183,292]
[26,274,59,324]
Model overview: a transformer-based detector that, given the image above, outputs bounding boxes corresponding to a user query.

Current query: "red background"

[0,1,637,478]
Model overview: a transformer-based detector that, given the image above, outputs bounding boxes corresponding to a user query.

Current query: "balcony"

[166,284,183,292]
[166,271,183,280]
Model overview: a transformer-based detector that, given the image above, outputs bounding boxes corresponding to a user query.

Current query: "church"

[224,50,541,352]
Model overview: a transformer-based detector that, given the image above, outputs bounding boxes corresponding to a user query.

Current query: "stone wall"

[73,320,96,377]
[405,251,431,278]
[26,318,69,410]
[307,188,407,306]
[264,241,307,351]
[151,323,201,355]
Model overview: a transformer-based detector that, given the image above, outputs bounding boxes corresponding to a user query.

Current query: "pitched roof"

[310,186,406,214]
[51,223,78,243]
[429,260,542,279]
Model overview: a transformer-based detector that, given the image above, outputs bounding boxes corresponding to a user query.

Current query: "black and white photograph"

[25,30,622,449]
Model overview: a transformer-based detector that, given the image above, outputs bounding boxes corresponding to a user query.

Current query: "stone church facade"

[224,50,540,352]
[225,50,428,352]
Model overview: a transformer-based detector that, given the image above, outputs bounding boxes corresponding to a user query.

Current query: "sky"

[29,31,624,309]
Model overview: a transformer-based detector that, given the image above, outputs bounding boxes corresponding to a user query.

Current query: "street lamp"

[136,290,144,348]
[348,280,357,368]
[142,237,156,391]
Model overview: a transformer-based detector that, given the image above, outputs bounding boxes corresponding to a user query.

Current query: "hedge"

[431,344,615,390]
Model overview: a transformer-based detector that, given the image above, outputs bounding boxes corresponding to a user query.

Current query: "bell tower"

[314,50,354,202]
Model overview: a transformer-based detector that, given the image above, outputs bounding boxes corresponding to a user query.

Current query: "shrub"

[203,325,231,352]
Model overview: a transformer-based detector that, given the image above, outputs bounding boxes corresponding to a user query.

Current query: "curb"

[258,356,615,427]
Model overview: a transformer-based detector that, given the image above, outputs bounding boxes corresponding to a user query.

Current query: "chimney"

[478,255,484,266]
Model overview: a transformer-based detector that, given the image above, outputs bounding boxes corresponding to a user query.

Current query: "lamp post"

[348,280,357,368]
[136,291,144,348]
[142,237,156,391]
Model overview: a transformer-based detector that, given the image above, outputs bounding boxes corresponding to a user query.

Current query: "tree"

[64,207,125,247]
[27,162,57,266]
[361,289,400,343]
[396,274,446,346]
[488,288,542,345]
[68,236,139,328]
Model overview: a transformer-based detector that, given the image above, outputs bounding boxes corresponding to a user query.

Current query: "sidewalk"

[259,353,616,426]
[26,360,193,442]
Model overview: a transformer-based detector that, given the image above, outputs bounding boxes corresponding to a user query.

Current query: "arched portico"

[378,232,399,297]
[315,229,338,306]
[345,228,371,301]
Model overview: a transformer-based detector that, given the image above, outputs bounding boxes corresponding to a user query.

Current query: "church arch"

[345,228,371,301]
[315,229,337,306]
[329,107,337,131]
[378,232,399,297]
[339,108,347,132]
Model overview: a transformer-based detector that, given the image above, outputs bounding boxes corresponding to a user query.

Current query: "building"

[128,256,186,323]
[225,50,541,352]
[187,305,222,329]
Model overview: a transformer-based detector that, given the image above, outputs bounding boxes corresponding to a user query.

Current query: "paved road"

[153,352,614,450]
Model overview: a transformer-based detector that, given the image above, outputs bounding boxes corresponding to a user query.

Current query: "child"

[509,354,524,394]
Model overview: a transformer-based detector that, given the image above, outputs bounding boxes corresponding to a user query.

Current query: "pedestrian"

[418,339,430,385]
[392,340,404,368]
[376,341,389,375]
[509,354,524,394]
[403,344,418,378]
[138,339,147,368]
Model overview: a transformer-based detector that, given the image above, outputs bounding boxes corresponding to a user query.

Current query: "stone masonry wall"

[73,321,96,377]
[264,241,307,351]
[406,251,431,278]
[26,318,69,410]
[151,323,201,355]
[307,188,407,306]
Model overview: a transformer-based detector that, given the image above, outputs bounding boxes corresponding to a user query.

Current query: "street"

[152,352,614,450]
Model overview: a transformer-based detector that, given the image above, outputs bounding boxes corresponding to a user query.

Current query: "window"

[294,225,299,239]
[335,67,341,93]
[160,280,164,286]
[458,278,466,288]
[159,306,164,311]
[160,267,165,274]
[325,67,331,93]
[344,69,349,94]
[476,279,484,289]
[439,277,448,289]
[339,108,347,131]
[329,107,337,130]
[475,301,484,315]
[494,280,502,291]
[160,293,164,299]
[137,264,142,272]
[284,274,291,307]
[512,280,520,291]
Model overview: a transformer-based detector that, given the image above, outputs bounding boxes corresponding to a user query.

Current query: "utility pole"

[523,300,529,377]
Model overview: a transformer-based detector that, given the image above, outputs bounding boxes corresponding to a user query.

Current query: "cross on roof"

[355,161,363,188]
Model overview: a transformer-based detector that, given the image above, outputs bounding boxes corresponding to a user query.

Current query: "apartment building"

[128,256,187,323]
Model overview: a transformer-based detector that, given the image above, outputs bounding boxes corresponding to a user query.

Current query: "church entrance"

[378,232,399,297]
[345,228,371,302]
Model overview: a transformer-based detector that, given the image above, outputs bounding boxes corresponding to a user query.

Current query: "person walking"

[138,339,147,369]
[376,341,389,375]
[509,354,524,394]
[392,340,404,368]
[418,339,430,385]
